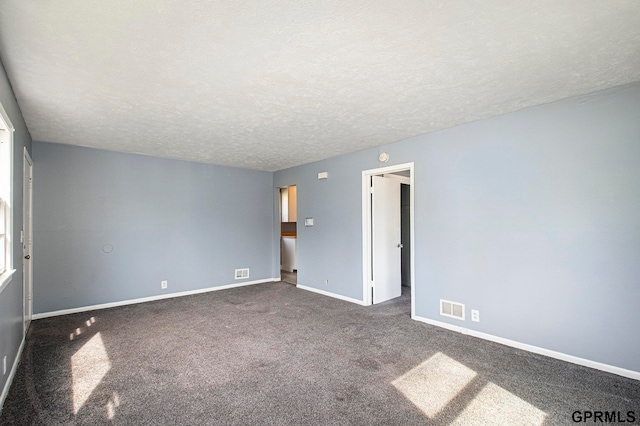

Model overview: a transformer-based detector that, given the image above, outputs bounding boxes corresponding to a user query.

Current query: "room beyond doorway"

[280,185,297,285]
[281,270,297,285]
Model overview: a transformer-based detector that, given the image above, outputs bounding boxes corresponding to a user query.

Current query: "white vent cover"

[235,268,249,280]
[440,299,465,321]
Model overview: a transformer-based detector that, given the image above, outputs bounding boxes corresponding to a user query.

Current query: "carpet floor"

[1,282,639,425]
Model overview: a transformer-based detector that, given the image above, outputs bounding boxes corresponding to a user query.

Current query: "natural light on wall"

[392,352,546,425]
[71,332,111,414]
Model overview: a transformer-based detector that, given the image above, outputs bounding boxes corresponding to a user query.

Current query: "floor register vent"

[440,299,465,320]
[235,268,250,280]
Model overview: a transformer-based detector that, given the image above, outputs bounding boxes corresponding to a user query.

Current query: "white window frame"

[0,100,15,295]
[0,197,6,273]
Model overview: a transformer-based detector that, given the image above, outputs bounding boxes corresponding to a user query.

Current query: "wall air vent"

[235,268,249,280]
[440,299,465,321]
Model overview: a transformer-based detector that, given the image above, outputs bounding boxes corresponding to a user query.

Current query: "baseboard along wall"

[292,286,640,382]
[26,279,640,386]
[296,284,367,306]
[33,278,279,320]
[0,336,25,412]
[413,315,640,382]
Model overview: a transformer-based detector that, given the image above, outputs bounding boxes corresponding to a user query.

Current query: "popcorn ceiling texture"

[0,0,639,171]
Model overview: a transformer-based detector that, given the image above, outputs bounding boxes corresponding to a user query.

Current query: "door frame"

[276,184,298,283]
[23,147,33,334]
[362,162,415,317]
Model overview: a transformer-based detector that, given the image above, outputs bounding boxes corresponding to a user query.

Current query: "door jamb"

[362,162,415,318]
[23,147,33,334]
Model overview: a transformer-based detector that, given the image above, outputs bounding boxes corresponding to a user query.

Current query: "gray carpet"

[1,282,639,425]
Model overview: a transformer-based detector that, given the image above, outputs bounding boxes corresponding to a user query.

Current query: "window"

[0,101,14,291]
[0,196,6,274]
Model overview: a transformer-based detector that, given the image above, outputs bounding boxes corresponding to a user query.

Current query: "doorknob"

[397,243,403,248]
[24,255,30,259]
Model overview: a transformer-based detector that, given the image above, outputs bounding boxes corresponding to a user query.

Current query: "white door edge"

[23,147,33,335]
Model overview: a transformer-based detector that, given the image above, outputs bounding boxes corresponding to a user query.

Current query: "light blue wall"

[0,59,32,402]
[274,82,640,372]
[274,151,374,299]
[32,143,274,314]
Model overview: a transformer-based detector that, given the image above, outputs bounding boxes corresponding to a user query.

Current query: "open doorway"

[280,185,297,285]
[362,163,414,317]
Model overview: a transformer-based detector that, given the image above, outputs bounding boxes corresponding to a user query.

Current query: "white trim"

[362,162,415,319]
[296,284,367,306]
[0,102,14,132]
[0,268,15,295]
[32,278,277,320]
[413,315,640,381]
[0,101,14,280]
[381,174,410,185]
[361,172,370,305]
[0,335,25,411]
[23,148,33,335]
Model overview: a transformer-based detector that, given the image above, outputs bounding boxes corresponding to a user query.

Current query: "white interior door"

[23,149,33,334]
[372,175,401,304]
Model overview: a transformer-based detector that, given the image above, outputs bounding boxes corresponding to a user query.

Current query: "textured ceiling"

[1,1,639,171]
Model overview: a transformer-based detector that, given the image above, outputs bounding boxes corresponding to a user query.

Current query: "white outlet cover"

[471,310,480,322]
[305,218,314,226]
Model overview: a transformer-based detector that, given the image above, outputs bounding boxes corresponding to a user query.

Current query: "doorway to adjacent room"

[362,162,414,317]
[280,185,297,285]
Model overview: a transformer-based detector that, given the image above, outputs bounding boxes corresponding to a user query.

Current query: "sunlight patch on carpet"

[69,317,97,341]
[106,392,120,420]
[71,332,111,414]
[451,382,547,425]
[392,352,477,418]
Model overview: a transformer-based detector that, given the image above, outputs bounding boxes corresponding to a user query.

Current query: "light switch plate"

[305,218,314,226]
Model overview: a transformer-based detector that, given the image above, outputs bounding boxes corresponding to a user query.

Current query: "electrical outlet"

[325,279,328,285]
[3,355,6,375]
[471,310,480,322]
[161,280,168,289]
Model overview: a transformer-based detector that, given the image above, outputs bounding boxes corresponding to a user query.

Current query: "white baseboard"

[0,335,25,411]
[413,315,640,381]
[33,278,278,320]
[296,284,367,306]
